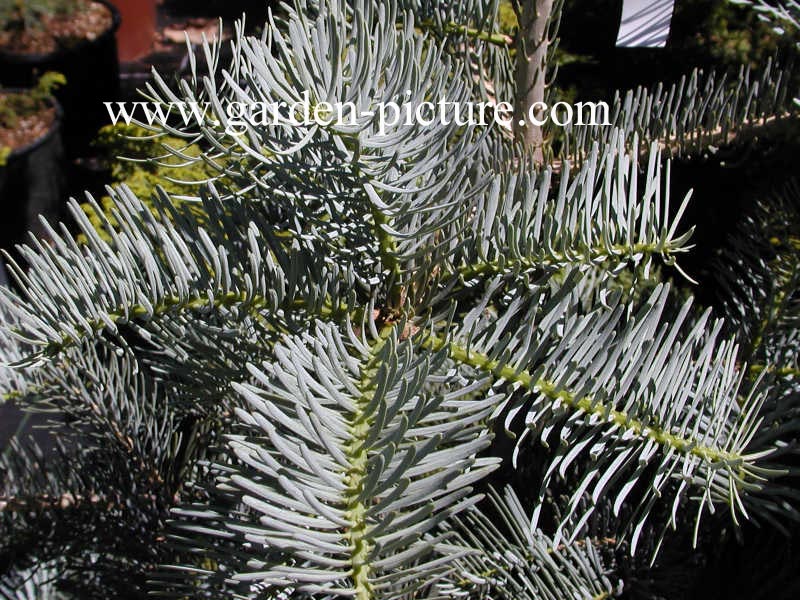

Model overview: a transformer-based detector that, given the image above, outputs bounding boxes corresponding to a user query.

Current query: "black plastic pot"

[0,101,65,261]
[0,0,121,158]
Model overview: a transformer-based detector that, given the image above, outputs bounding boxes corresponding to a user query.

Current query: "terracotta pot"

[111,0,157,62]
[0,1,121,158]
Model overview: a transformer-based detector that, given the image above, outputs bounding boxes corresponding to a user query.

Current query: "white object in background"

[616,0,676,47]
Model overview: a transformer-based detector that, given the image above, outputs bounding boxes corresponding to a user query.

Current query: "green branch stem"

[456,241,683,281]
[13,292,344,366]
[413,20,514,47]
[368,198,404,310]
[748,364,800,379]
[424,335,743,466]
[343,326,394,600]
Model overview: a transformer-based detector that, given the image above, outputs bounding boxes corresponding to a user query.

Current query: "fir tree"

[1,0,799,598]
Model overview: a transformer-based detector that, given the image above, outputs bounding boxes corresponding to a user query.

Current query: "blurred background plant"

[0,2,799,598]
[0,70,63,164]
[0,0,83,33]
[78,123,226,241]
[0,70,64,128]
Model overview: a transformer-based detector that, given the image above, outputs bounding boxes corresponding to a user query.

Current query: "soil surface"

[0,100,56,153]
[0,0,113,56]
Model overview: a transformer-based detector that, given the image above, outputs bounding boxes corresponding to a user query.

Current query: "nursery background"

[1,1,800,599]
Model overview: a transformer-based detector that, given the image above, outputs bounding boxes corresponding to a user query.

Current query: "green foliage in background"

[0,0,83,31]
[558,0,788,69]
[0,1,798,599]
[0,70,63,165]
[680,0,785,65]
[92,124,218,196]
[78,124,224,240]
[0,71,64,129]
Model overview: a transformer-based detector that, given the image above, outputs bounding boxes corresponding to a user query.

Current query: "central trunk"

[513,0,555,165]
